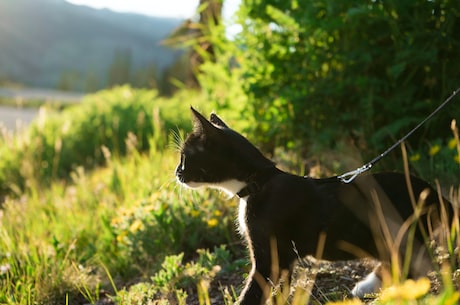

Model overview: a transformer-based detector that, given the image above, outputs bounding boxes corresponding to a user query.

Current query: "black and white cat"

[176,107,450,305]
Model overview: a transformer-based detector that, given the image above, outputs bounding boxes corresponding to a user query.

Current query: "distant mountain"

[0,0,184,91]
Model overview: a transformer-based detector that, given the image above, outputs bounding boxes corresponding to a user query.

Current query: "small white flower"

[0,263,11,274]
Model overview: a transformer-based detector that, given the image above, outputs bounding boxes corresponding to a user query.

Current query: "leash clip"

[338,163,373,183]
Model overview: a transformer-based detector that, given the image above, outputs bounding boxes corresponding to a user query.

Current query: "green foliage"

[108,188,236,276]
[116,246,233,305]
[151,246,231,293]
[235,0,460,162]
[185,6,252,134]
[0,85,195,196]
[0,178,104,304]
[407,119,460,185]
[409,137,460,185]
[0,84,236,304]
[0,134,237,304]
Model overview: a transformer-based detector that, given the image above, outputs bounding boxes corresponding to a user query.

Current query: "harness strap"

[237,182,260,198]
[237,166,280,198]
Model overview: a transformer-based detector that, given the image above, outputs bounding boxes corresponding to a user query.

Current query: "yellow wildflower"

[454,154,460,164]
[444,291,460,305]
[116,231,127,243]
[110,217,122,226]
[143,204,156,213]
[410,153,421,162]
[121,206,136,217]
[207,218,218,228]
[448,138,457,150]
[213,210,222,217]
[150,192,161,202]
[129,219,144,233]
[379,278,430,302]
[428,144,441,156]
[119,208,129,216]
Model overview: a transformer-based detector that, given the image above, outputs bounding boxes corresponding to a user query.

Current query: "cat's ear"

[190,107,218,135]
[210,113,229,128]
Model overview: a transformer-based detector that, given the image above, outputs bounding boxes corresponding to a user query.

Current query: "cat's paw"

[351,271,382,298]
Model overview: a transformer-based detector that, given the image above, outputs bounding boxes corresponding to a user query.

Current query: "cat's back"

[253,171,338,216]
[262,171,328,200]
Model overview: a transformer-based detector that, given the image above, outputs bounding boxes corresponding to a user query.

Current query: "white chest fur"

[180,178,249,234]
[238,197,248,235]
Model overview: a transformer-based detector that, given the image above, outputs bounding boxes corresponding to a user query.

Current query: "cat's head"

[175,107,275,194]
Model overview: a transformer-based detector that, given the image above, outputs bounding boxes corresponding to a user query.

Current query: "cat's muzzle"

[175,166,186,184]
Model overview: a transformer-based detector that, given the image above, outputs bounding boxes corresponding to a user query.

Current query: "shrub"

[0,86,200,196]
[108,189,237,275]
[234,0,460,162]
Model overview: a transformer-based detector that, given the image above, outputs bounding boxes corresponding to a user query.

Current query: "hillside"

[0,0,183,91]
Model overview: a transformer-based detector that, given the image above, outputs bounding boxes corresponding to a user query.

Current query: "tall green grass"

[0,86,237,304]
[0,85,205,197]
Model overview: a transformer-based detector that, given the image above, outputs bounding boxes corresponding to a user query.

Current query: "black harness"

[237,166,281,198]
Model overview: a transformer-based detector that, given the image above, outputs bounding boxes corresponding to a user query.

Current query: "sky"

[65,0,241,20]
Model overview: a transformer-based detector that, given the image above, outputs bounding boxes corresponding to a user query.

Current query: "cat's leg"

[238,270,266,305]
[351,263,383,298]
[352,245,433,298]
[237,250,272,305]
[407,241,432,278]
[238,236,287,305]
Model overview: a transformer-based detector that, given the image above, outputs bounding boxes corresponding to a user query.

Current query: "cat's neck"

[237,166,282,197]
[211,180,247,197]
[207,166,281,198]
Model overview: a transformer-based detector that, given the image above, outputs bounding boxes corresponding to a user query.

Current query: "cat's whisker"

[158,176,175,192]
[170,174,186,201]
[168,128,185,152]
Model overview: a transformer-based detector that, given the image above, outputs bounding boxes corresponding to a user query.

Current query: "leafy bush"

[116,246,234,305]
[108,189,237,275]
[0,86,200,196]
[408,119,460,185]
[152,246,231,293]
[234,0,460,163]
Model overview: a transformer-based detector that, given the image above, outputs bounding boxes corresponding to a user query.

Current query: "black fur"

[176,108,451,305]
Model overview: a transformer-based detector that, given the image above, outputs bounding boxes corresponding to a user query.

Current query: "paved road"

[0,106,38,133]
[0,87,83,134]
[0,87,83,103]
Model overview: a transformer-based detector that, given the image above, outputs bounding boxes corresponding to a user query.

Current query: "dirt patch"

[90,256,450,305]
[185,258,379,305]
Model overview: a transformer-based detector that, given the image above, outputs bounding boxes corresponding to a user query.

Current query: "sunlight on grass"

[0,87,458,304]
[0,140,236,303]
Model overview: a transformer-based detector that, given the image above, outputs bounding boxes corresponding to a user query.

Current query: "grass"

[0,141,241,304]
[0,86,458,304]
[0,86,238,304]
